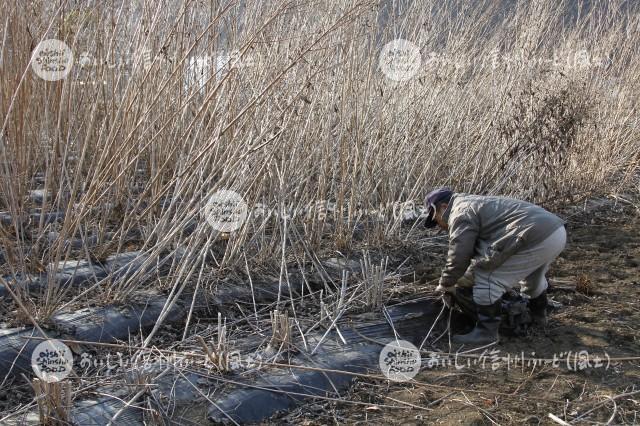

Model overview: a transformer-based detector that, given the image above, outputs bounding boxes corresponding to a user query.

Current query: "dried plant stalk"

[196,312,230,372]
[360,250,388,310]
[268,309,293,352]
[32,379,72,425]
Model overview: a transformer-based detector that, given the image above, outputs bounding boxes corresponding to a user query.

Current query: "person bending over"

[424,188,566,345]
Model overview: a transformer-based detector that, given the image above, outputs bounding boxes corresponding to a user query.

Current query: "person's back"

[443,194,565,274]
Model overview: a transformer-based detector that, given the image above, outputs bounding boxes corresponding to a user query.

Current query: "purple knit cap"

[424,188,453,228]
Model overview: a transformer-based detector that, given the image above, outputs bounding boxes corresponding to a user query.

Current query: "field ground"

[276,196,640,425]
[1,196,638,425]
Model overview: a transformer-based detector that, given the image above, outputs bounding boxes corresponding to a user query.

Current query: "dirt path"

[277,198,640,425]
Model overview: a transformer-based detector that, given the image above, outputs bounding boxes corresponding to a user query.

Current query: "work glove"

[435,283,456,308]
[435,283,455,295]
[436,284,456,309]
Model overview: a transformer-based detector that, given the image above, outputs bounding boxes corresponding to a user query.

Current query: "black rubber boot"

[529,291,548,326]
[452,301,501,345]
[454,287,478,321]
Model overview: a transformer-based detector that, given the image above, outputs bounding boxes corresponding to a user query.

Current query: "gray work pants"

[464,227,567,305]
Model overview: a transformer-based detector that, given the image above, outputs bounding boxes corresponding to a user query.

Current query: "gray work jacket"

[439,193,565,287]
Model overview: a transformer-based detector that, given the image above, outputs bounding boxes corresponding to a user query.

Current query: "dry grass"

[0,0,638,324]
[576,273,593,295]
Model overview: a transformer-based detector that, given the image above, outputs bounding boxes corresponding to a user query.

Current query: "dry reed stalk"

[359,250,388,310]
[32,378,72,425]
[268,309,293,353]
[195,311,230,372]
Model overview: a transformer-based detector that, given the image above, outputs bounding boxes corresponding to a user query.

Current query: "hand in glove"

[435,283,455,294]
[435,284,456,308]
